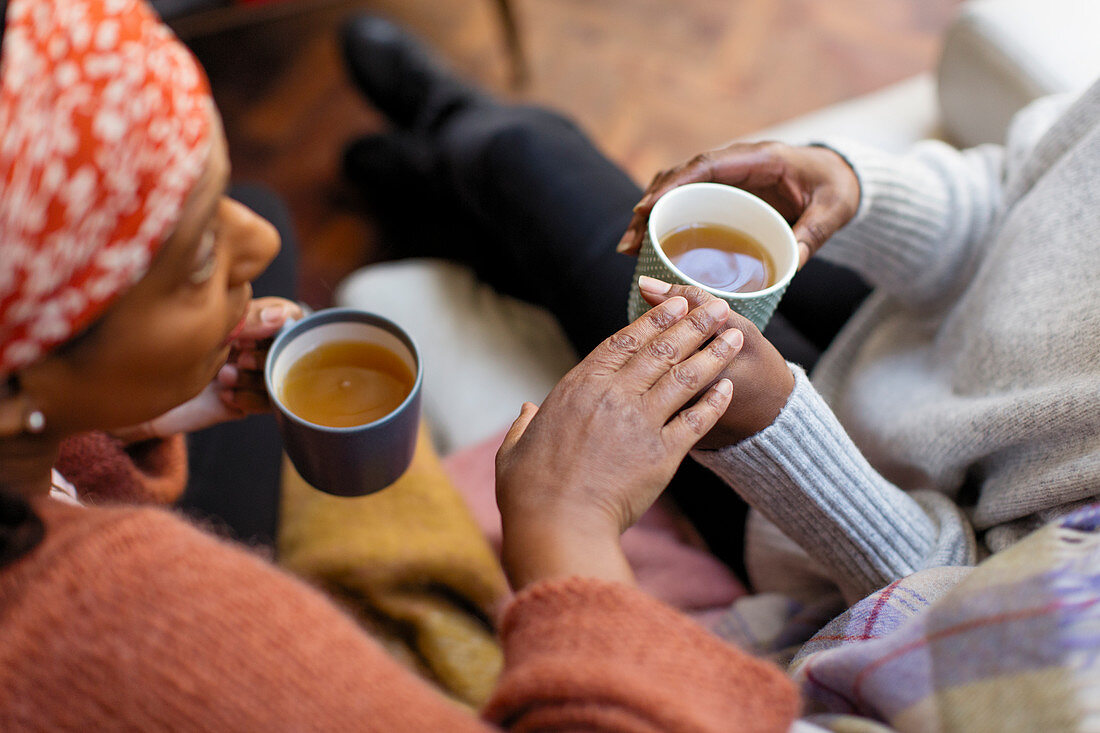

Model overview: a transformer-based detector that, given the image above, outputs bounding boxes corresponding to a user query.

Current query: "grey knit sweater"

[696,79,1100,603]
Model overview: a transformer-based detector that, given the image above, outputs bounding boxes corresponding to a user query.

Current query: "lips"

[223,311,248,347]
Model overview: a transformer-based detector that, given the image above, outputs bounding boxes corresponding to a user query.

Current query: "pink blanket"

[443,429,745,625]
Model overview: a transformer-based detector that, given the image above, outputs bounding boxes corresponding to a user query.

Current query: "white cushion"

[744,75,940,154]
[938,0,1100,146]
[335,259,576,454]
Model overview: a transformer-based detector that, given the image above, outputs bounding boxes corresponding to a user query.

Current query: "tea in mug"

[279,340,415,428]
[659,223,775,293]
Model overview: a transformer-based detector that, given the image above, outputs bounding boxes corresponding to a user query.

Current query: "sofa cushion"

[745,75,940,154]
[938,0,1100,147]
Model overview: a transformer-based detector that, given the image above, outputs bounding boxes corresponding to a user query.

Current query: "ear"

[0,377,37,438]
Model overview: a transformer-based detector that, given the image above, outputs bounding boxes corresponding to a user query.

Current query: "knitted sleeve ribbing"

[693,367,977,602]
[811,137,1005,309]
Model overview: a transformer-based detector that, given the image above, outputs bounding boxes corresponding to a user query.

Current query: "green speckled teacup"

[627,183,798,332]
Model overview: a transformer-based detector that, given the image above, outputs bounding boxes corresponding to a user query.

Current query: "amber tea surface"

[659,223,775,293]
[279,340,415,428]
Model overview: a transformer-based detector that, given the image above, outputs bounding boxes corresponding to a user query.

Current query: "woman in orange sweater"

[0,0,797,729]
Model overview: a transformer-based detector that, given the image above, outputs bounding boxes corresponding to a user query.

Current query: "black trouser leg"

[435,105,638,356]
[177,184,299,551]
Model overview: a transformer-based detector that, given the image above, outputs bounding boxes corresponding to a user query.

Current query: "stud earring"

[25,410,45,434]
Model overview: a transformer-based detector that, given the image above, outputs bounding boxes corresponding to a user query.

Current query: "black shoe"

[341,15,487,132]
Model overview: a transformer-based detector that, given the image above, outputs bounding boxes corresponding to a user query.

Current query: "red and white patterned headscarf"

[0,0,213,376]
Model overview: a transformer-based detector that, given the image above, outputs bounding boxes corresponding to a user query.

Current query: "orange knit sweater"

[0,435,799,731]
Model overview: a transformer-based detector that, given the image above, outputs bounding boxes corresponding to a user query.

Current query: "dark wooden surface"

[188,0,961,308]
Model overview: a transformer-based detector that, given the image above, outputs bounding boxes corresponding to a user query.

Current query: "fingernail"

[714,378,733,396]
[665,296,688,316]
[719,328,744,350]
[704,299,730,321]
[217,364,238,384]
[632,202,645,213]
[260,305,284,324]
[797,241,811,267]
[616,228,636,253]
[638,275,671,294]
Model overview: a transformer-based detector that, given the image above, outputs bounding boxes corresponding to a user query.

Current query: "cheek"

[110,303,231,405]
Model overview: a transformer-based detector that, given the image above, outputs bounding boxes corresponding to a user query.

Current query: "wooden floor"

[187,0,961,308]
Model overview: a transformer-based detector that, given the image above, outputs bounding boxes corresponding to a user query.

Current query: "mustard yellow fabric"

[278,425,509,707]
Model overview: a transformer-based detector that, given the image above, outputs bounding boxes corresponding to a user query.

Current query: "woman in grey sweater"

[626,80,1100,608]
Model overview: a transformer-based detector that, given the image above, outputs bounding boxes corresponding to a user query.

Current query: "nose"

[222,197,281,287]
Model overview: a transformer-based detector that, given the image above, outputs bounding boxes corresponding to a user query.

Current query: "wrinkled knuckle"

[686,309,714,335]
[708,335,732,359]
[756,140,783,157]
[647,307,678,330]
[803,221,830,247]
[682,285,710,304]
[689,152,716,180]
[607,331,641,354]
[681,408,708,435]
[671,364,701,390]
[646,338,678,363]
[705,389,729,408]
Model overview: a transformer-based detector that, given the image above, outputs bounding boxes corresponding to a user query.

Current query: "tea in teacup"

[264,308,423,496]
[626,182,799,331]
[659,223,775,293]
[279,340,415,428]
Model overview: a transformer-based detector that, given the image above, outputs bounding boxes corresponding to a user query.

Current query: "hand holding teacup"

[618,140,861,267]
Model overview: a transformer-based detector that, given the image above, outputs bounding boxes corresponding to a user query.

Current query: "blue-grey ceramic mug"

[264,308,423,497]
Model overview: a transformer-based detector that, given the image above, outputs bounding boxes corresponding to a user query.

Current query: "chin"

[185,346,230,399]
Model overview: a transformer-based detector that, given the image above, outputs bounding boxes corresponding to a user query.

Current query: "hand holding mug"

[495,296,741,590]
[618,141,861,267]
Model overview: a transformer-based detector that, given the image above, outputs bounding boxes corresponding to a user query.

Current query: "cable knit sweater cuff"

[811,138,952,295]
[693,366,937,599]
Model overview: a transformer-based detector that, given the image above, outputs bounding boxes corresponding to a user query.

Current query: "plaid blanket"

[714,503,1100,731]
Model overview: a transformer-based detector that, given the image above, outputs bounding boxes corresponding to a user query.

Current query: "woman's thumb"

[498,402,539,456]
